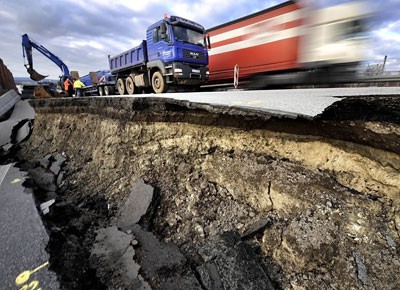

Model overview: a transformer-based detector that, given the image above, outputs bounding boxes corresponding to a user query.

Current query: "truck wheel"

[117,78,126,95]
[104,86,114,96]
[126,76,135,95]
[151,71,168,94]
[98,86,104,96]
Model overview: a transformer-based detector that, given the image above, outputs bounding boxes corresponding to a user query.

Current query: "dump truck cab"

[146,15,209,89]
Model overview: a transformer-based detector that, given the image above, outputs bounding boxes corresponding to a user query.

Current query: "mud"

[18,96,400,289]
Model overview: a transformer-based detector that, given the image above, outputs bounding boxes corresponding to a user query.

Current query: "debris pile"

[27,155,278,289]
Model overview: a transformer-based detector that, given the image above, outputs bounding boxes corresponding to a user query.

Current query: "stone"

[40,199,55,215]
[353,252,368,286]
[241,217,271,239]
[29,167,56,192]
[90,226,151,289]
[117,178,154,231]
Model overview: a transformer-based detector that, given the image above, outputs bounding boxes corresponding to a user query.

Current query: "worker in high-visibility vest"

[73,78,85,97]
[64,77,73,97]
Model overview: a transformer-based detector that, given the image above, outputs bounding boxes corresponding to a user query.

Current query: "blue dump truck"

[109,15,209,94]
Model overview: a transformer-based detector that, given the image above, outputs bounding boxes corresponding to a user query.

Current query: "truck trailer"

[109,15,209,94]
[71,70,115,96]
[206,0,371,89]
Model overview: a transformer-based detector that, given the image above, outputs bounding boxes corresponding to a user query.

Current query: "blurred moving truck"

[206,0,371,88]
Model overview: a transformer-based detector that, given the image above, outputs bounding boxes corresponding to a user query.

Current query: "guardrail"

[361,74,400,83]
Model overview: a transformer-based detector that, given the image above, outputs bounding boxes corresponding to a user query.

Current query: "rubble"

[197,231,275,290]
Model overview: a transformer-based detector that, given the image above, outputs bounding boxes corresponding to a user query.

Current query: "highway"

[98,86,400,118]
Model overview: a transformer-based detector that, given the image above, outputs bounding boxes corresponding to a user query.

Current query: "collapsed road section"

[0,90,35,156]
[13,94,400,289]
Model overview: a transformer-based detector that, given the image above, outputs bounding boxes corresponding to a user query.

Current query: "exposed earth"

[12,96,400,289]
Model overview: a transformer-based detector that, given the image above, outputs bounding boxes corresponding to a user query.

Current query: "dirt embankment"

[20,97,400,289]
[0,58,16,95]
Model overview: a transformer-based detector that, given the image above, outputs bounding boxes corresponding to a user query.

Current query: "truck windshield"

[172,25,205,47]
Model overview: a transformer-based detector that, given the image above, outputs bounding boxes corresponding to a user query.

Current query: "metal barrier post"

[234,64,239,89]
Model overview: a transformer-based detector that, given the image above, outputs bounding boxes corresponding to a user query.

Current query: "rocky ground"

[16,96,400,290]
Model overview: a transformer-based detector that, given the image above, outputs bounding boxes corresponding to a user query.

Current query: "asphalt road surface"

[0,164,59,289]
[102,87,400,118]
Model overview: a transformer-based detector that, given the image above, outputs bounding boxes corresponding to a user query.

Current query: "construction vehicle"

[21,33,71,98]
[22,34,69,83]
[109,15,209,94]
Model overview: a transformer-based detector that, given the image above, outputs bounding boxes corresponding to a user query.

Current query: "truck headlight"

[174,68,183,76]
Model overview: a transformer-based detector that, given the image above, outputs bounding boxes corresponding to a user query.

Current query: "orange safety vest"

[64,79,72,91]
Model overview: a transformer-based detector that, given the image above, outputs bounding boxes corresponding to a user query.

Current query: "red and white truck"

[206,0,371,88]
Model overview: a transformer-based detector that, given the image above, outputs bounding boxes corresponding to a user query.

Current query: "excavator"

[21,34,70,98]
[22,33,70,82]
[21,34,115,98]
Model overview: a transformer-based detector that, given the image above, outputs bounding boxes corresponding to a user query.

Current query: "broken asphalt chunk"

[0,91,34,157]
[49,153,67,176]
[131,224,202,289]
[117,178,154,231]
[40,199,55,215]
[90,226,151,289]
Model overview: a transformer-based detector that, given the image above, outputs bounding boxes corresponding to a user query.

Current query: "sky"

[0,0,398,80]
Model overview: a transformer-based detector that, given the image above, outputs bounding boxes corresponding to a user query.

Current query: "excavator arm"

[21,34,70,81]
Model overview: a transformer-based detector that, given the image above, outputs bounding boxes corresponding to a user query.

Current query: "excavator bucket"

[27,67,47,81]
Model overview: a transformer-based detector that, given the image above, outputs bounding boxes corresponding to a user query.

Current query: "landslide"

[20,96,400,290]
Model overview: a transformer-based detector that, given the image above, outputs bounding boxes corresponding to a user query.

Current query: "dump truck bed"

[109,41,148,74]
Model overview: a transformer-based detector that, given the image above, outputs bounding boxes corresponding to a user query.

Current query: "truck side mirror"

[160,23,167,40]
[207,35,211,49]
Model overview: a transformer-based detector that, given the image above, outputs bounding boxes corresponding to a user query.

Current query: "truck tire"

[117,78,126,95]
[98,86,104,96]
[126,76,135,95]
[151,71,168,94]
[104,86,114,96]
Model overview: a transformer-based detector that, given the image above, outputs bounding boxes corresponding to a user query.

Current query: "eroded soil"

[19,96,400,290]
